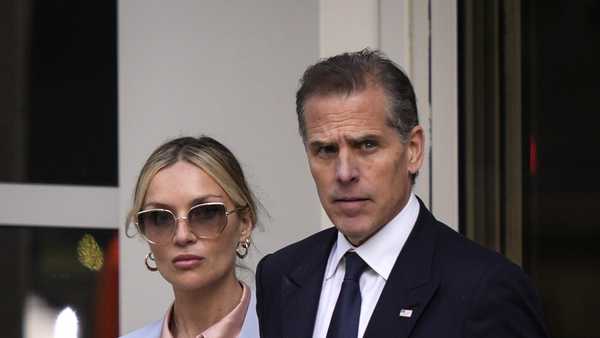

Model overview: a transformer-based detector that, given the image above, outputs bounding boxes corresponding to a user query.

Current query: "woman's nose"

[172,216,197,245]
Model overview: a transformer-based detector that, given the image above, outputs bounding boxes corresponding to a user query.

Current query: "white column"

[430,0,458,228]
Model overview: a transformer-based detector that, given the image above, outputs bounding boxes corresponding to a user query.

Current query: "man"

[256,49,548,338]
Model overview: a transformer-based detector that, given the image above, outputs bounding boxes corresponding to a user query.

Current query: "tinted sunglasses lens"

[188,204,227,237]
[137,210,174,243]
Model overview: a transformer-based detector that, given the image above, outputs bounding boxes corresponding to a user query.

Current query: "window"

[0,0,117,186]
[459,1,600,336]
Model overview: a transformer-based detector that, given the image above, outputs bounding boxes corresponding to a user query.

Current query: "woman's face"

[143,160,252,291]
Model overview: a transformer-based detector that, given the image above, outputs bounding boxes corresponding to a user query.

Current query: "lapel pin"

[399,309,413,318]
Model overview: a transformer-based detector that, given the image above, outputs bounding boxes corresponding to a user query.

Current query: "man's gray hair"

[295,49,420,182]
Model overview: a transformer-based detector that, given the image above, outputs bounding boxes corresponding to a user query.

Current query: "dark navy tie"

[326,251,369,338]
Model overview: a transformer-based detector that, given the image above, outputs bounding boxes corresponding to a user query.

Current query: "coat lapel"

[281,228,338,338]
[363,201,441,338]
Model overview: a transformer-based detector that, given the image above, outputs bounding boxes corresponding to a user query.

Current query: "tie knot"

[343,252,368,281]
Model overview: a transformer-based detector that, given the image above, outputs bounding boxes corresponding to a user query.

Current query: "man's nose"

[335,150,359,184]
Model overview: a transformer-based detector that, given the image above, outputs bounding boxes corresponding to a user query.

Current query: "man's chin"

[333,218,374,246]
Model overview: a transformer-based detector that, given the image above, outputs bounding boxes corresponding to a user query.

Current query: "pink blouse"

[160,282,251,338]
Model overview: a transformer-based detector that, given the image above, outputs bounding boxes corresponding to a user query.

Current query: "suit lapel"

[281,228,338,338]
[364,201,441,338]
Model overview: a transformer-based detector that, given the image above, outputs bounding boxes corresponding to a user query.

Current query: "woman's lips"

[172,254,204,269]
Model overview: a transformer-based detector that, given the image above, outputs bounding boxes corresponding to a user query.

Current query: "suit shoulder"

[433,221,524,278]
[414,202,519,275]
[267,227,336,260]
[258,227,336,270]
[431,223,550,337]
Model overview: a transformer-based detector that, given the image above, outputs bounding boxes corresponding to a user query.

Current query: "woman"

[121,136,260,338]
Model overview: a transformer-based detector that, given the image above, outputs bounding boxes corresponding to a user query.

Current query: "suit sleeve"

[255,253,271,338]
[464,261,550,338]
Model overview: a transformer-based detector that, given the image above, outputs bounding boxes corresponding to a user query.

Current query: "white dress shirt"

[312,193,420,338]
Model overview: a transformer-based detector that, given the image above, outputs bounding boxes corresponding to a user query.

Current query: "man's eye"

[317,145,337,156]
[361,140,378,151]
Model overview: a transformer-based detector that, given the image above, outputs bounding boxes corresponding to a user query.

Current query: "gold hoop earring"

[145,252,158,271]
[236,238,251,259]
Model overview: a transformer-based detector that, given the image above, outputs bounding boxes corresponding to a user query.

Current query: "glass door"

[459,0,599,336]
[522,1,600,335]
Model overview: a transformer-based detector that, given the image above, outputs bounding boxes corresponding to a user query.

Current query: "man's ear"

[406,125,424,174]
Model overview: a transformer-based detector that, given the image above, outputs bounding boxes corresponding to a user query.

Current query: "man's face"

[303,85,423,246]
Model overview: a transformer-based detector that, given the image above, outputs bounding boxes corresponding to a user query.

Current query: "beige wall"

[118,0,320,333]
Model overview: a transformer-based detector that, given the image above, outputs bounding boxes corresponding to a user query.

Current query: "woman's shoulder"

[239,287,259,338]
[119,319,163,338]
[120,286,258,338]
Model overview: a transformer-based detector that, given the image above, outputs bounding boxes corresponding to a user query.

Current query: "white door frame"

[0,183,118,229]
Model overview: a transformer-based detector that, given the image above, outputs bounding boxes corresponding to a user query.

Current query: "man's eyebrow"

[308,140,332,148]
[347,134,380,144]
[356,134,380,141]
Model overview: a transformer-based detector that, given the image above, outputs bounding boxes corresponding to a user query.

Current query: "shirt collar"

[324,233,354,280]
[160,281,251,338]
[324,193,420,281]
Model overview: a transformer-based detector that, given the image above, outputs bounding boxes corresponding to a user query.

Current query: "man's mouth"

[334,197,368,202]
[332,197,369,214]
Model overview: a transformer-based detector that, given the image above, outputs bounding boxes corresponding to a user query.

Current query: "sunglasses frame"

[135,202,244,245]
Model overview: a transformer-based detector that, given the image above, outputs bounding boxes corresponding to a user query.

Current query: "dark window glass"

[523,1,600,336]
[0,225,119,338]
[459,1,600,337]
[0,0,118,186]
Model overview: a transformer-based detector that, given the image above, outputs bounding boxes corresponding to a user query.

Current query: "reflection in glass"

[77,234,104,271]
[54,307,78,338]
[0,225,118,338]
[23,294,54,338]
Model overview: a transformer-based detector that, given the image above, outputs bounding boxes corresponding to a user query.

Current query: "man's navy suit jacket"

[256,200,549,338]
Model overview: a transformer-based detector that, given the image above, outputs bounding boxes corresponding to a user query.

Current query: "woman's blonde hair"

[126,136,258,236]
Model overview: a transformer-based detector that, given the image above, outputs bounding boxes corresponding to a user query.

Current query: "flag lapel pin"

[399,309,413,318]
